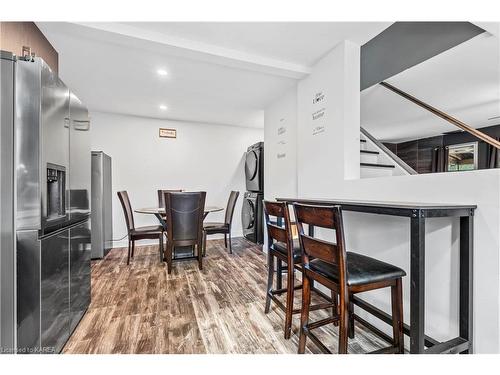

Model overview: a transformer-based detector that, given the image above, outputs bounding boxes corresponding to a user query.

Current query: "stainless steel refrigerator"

[91,151,113,259]
[1,51,16,353]
[0,51,91,354]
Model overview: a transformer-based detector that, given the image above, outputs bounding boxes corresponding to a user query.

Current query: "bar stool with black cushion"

[163,191,206,274]
[293,203,406,354]
[203,191,239,255]
[117,191,165,265]
[263,201,336,340]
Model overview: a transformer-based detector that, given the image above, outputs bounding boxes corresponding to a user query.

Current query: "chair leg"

[264,251,274,314]
[202,231,207,257]
[131,240,135,258]
[284,264,294,339]
[391,278,405,354]
[348,297,355,339]
[159,235,164,262]
[276,259,283,290]
[166,243,173,274]
[127,240,131,265]
[228,231,233,254]
[198,241,203,271]
[329,290,338,326]
[224,233,228,248]
[298,275,311,354]
[338,294,349,354]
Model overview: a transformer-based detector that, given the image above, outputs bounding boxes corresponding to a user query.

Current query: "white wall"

[263,87,298,250]
[90,111,263,247]
[264,87,298,201]
[297,41,360,197]
[264,40,500,353]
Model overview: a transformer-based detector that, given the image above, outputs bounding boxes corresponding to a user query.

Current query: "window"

[447,142,478,172]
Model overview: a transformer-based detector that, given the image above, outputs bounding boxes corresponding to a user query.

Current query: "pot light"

[159,104,168,111]
[157,69,168,77]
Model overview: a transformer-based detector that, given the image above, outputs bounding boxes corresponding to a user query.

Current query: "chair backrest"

[293,203,348,289]
[164,191,206,245]
[157,189,183,209]
[224,191,240,225]
[117,191,135,232]
[263,201,294,259]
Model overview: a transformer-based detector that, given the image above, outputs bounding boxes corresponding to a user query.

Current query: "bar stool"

[263,201,335,339]
[293,203,406,354]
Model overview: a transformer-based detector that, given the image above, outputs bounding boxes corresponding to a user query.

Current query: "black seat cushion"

[308,252,406,286]
[271,239,302,263]
[203,222,229,233]
[130,225,164,235]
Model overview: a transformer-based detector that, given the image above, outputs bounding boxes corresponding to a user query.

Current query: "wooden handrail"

[380,81,500,150]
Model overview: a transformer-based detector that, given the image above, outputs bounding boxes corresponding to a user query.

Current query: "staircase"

[360,130,416,178]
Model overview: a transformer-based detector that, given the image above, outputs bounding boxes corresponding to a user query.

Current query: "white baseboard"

[111,231,244,249]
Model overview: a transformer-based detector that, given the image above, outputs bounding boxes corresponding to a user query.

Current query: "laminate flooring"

[63,238,387,354]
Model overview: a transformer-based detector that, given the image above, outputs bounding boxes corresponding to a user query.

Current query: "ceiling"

[36,22,391,128]
[362,31,500,143]
[123,22,391,67]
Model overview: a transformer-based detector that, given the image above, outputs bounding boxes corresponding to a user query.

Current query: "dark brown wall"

[0,22,58,73]
[384,123,500,173]
[417,136,444,174]
[395,140,418,172]
[384,142,398,155]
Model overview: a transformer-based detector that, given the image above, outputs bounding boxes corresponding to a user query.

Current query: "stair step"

[360,150,379,155]
[360,162,395,169]
[360,139,366,143]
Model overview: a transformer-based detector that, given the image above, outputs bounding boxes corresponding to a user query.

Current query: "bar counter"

[277,197,477,354]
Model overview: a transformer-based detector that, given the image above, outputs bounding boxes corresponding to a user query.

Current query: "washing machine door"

[245,150,259,182]
[242,198,255,231]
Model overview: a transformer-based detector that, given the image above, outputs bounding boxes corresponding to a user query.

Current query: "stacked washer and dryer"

[241,142,264,244]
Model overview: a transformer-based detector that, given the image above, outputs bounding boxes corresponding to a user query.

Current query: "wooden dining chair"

[203,191,239,255]
[163,191,206,274]
[117,191,164,265]
[263,200,336,339]
[157,189,183,219]
[158,189,183,208]
[293,203,406,354]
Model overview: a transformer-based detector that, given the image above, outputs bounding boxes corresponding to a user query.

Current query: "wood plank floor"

[63,238,388,354]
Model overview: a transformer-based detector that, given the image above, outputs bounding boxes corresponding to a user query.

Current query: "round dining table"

[135,205,224,227]
[134,206,224,260]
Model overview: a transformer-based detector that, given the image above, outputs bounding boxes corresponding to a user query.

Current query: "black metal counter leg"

[459,214,474,353]
[410,212,426,353]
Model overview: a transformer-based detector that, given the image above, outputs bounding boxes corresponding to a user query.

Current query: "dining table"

[135,205,224,259]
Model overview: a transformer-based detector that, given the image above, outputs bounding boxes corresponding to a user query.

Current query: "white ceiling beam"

[72,22,311,79]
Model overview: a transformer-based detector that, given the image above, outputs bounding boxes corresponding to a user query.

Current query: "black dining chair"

[117,191,164,265]
[163,191,206,274]
[158,189,183,209]
[157,189,183,220]
[203,191,239,255]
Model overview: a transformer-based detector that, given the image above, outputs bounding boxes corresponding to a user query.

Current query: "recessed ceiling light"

[159,104,168,111]
[157,69,168,77]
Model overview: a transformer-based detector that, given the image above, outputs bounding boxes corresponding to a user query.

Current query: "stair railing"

[360,127,418,175]
[380,81,500,150]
